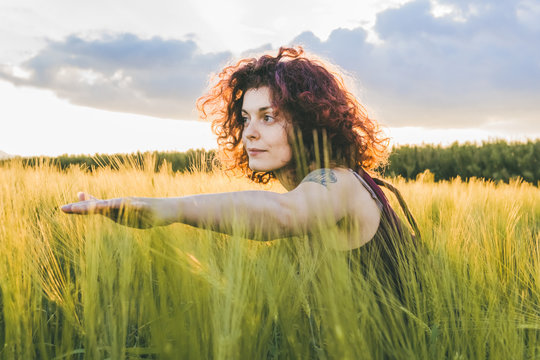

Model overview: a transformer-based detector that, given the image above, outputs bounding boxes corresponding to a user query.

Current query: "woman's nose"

[243,120,260,140]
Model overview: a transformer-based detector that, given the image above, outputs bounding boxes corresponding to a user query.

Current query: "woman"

[61,47,419,257]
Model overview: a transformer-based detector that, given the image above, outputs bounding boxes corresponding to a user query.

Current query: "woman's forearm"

[155,191,306,240]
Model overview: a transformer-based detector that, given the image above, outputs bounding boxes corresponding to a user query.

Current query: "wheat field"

[0,158,538,359]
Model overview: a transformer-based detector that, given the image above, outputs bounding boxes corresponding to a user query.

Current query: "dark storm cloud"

[0,34,232,119]
[292,0,540,130]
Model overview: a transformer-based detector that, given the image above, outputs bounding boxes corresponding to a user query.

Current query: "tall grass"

[0,158,538,359]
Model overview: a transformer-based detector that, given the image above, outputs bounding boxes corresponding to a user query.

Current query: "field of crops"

[0,159,538,359]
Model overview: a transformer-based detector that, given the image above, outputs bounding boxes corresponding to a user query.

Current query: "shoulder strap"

[357,168,422,241]
[348,169,384,211]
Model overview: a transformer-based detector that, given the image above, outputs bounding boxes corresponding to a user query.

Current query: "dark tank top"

[346,168,419,292]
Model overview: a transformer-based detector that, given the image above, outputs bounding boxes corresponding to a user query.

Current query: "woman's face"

[241,87,292,172]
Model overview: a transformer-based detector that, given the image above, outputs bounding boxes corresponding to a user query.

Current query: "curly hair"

[197,46,389,183]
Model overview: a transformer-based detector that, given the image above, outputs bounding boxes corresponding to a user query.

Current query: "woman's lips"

[247,149,267,156]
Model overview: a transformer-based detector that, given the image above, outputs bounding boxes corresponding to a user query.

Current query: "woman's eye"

[264,115,274,122]
[240,116,249,125]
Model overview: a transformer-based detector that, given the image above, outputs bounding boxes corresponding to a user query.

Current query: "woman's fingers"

[61,200,103,214]
[61,192,112,213]
[62,198,119,214]
[59,192,101,213]
[61,197,137,216]
[60,196,154,228]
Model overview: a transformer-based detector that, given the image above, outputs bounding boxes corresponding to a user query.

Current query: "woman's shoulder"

[300,167,358,195]
[302,167,381,249]
[299,167,380,210]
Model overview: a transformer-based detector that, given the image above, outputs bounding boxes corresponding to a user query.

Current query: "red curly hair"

[197,46,389,183]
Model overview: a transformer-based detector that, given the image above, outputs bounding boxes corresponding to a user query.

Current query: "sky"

[1,0,539,157]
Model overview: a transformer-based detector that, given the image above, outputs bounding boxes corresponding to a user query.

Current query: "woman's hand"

[61,192,168,229]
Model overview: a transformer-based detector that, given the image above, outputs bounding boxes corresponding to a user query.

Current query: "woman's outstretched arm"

[60,169,351,241]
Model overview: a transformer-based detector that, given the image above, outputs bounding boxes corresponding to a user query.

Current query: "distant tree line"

[0,149,218,174]
[380,140,539,184]
[1,140,538,184]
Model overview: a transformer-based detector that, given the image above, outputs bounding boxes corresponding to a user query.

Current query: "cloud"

[240,43,274,57]
[0,34,232,119]
[1,0,539,134]
[291,0,540,131]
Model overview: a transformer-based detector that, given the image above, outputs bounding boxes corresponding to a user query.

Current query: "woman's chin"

[249,166,271,172]
[249,162,273,173]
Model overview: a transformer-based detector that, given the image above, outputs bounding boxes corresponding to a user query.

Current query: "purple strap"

[356,168,404,234]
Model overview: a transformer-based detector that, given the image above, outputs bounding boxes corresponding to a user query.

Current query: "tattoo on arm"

[301,169,338,188]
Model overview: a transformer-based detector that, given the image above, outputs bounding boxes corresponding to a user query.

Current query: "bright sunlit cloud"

[0,81,215,157]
